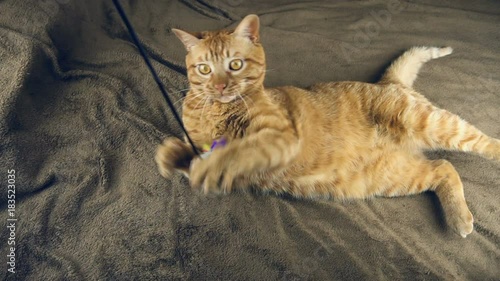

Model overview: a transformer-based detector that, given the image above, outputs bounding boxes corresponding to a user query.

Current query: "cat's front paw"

[189,153,238,194]
[155,137,195,178]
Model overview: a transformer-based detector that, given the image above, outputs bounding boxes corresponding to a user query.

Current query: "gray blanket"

[1,0,499,280]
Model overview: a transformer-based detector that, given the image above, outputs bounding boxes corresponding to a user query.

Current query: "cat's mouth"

[215,95,237,103]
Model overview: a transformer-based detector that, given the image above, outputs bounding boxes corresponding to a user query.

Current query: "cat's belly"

[259,145,409,199]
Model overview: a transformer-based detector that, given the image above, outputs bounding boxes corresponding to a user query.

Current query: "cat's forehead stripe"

[197,50,251,62]
[198,48,237,62]
[210,49,220,61]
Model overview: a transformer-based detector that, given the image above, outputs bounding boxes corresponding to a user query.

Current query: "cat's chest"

[184,105,249,147]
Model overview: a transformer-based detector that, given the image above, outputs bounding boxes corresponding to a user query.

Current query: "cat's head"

[173,15,265,103]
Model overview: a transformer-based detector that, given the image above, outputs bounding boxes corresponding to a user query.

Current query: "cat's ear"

[172,28,200,51]
[233,14,260,43]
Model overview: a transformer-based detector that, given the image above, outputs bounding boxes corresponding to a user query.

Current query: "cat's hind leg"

[411,105,500,161]
[376,92,500,161]
[380,46,453,87]
[380,157,473,237]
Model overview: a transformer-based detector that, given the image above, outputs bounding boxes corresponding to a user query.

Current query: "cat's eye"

[229,59,243,71]
[198,64,211,75]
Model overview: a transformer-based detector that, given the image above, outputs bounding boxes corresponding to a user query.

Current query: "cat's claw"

[190,157,220,193]
[189,152,236,194]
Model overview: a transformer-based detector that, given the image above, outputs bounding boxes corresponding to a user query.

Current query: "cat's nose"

[214,84,227,94]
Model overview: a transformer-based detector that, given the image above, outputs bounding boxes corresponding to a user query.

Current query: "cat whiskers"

[199,96,211,123]
[169,87,190,95]
[242,80,260,92]
[236,90,251,116]
[192,93,208,110]
[174,91,204,107]
[171,88,190,100]
[173,96,186,107]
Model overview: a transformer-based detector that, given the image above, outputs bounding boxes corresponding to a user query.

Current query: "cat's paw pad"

[155,137,194,178]
[449,209,474,238]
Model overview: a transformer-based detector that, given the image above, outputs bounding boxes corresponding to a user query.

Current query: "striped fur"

[156,15,500,237]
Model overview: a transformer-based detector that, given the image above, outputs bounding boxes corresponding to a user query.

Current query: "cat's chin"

[216,95,237,103]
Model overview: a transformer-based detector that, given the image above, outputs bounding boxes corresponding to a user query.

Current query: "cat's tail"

[380,46,453,88]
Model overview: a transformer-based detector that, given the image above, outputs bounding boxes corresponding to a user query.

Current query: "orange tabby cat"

[156,15,500,238]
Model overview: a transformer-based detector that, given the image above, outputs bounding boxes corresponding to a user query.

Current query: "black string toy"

[112,0,200,156]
